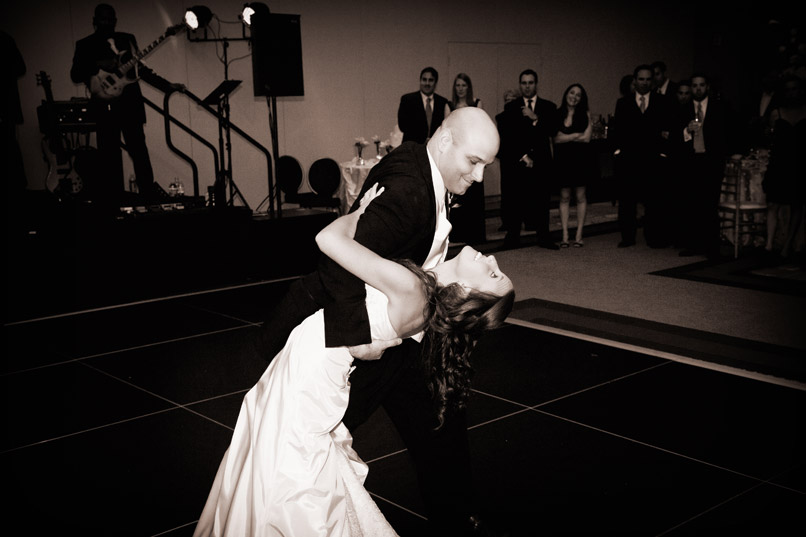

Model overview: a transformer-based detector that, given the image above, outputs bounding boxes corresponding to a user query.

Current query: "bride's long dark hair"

[399,260,515,429]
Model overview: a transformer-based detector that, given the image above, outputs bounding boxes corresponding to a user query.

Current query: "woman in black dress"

[553,83,599,247]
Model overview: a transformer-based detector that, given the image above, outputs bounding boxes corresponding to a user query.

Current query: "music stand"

[203,79,247,208]
[202,79,241,106]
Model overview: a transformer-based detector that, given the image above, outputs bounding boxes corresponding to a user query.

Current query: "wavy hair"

[558,83,590,132]
[399,260,515,429]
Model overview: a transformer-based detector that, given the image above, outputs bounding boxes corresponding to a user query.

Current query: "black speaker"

[251,13,304,97]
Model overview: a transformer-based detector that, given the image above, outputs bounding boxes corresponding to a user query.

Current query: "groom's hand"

[348,338,402,361]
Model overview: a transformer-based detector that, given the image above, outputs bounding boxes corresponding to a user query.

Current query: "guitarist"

[70,4,175,207]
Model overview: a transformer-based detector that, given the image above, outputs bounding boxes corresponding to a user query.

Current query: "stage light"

[240,3,270,27]
[184,5,213,30]
[240,5,255,26]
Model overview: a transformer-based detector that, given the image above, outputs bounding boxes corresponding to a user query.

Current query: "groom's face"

[438,129,498,195]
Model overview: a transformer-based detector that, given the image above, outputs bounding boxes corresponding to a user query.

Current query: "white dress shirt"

[424,146,451,270]
[682,96,709,143]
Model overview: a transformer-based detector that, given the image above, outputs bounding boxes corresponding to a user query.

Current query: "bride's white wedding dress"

[193,285,400,536]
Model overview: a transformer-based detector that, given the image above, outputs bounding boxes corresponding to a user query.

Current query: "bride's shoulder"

[384,276,428,338]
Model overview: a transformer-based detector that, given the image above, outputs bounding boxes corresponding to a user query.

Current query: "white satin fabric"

[193,285,400,537]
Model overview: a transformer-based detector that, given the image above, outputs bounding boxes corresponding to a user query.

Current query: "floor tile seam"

[0,406,179,455]
[469,406,536,431]
[1,325,256,379]
[3,278,296,327]
[505,318,806,391]
[79,361,234,431]
[527,362,673,410]
[364,448,409,465]
[187,305,263,327]
[465,364,669,430]
[653,480,777,536]
[368,492,428,521]
[360,407,534,465]
[532,407,776,484]
[150,520,197,537]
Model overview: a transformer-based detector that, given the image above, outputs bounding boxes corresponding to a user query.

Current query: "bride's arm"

[316,186,421,305]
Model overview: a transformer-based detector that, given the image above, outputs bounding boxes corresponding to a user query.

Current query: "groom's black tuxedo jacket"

[299,142,438,347]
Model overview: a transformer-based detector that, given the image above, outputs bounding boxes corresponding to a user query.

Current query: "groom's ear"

[436,127,453,152]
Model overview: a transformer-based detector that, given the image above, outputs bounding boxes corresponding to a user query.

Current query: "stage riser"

[5,206,336,322]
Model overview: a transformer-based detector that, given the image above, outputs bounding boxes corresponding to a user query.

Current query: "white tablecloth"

[338,158,379,214]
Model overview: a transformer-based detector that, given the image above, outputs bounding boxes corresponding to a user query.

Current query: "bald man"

[259,107,502,535]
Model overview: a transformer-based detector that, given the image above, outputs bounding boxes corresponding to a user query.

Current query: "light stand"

[185,9,252,210]
[184,3,283,217]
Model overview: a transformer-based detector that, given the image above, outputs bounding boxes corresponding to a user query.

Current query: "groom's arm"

[320,168,431,348]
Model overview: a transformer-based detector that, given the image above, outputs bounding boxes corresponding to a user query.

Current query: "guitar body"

[89,23,183,100]
[90,66,136,100]
[37,71,86,197]
[42,137,60,193]
[41,136,84,196]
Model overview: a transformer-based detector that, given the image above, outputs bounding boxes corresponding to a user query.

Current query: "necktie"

[693,102,706,153]
[445,192,453,217]
[639,95,646,113]
[527,98,533,111]
[425,97,433,133]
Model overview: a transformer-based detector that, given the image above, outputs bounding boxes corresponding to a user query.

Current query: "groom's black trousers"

[258,277,476,535]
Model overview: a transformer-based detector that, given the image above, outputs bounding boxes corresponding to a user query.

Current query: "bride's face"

[441,246,512,296]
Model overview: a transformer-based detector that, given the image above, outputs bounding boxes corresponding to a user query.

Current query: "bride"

[193,184,514,536]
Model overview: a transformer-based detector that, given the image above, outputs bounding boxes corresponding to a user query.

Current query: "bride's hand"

[348,337,402,361]
[355,183,384,216]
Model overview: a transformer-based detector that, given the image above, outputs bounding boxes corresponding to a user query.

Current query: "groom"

[259,107,501,536]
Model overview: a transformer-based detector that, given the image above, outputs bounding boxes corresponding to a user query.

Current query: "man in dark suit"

[652,60,679,97]
[611,64,675,248]
[259,107,502,536]
[398,67,450,144]
[497,69,560,249]
[675,73,733,257]
[70,3,175,207]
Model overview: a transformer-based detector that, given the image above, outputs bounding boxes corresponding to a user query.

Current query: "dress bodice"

[365,284,400,342]
[558,112,588,135]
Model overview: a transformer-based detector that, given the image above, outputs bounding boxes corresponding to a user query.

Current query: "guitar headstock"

[36,70,51,87]
[166,23,186,37]
[36,71,54,103]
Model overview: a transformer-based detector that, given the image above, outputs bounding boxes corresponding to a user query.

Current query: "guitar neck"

[118,26,178,76]
[37,71,54,103]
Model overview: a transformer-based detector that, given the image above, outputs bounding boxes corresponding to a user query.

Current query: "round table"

[338,158,379,214]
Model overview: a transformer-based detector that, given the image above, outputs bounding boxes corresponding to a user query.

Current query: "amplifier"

[37,99,96,134]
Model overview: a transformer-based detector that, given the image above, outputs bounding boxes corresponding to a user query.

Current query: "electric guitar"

[90,23,184,100]
[36,71,83,195]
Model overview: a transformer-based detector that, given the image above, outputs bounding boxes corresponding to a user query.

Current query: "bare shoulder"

[385,275,428,339]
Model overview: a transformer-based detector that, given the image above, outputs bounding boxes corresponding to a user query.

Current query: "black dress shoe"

[617,240,635,248]
[537,240,560,250]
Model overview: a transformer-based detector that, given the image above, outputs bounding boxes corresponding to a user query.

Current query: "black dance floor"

[3,280,804,536]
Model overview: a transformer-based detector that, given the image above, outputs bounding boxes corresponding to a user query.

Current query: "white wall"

[3,0,696,209]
